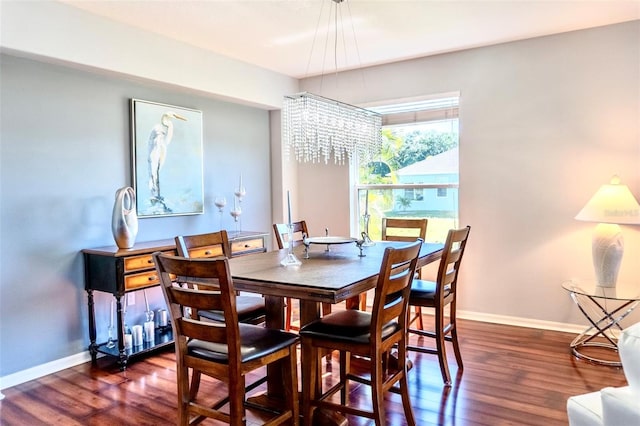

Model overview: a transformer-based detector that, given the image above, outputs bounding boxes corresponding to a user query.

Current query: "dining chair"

[382,217,428,243]
[176,230,269,399]
[381,217,428,328]
[175,230,266,325]
[153,252,300,426]
[299,240,422,426]
[273,221,331,331]
[407,225,470,385]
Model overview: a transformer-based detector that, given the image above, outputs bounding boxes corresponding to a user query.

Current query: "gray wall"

[0,54,272,376]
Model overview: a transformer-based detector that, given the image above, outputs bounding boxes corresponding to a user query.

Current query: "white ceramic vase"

[112,187,139,249]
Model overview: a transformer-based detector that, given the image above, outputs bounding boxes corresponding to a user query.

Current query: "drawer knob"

[204,250,211,255]
[147,259,153,264]
[148,275,157,281]
[244,244,250,248]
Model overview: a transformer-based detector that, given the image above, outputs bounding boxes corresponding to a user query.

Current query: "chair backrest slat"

[168,285,224,312]
[382,218,427,242]
[178,317,228,342]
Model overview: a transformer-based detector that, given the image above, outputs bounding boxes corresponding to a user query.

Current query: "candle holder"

[356,238,366,257]
[280,224,302,266]
[143,289,154,323]
[230,205,242,233]
[234,186,246,202]
[214,196,226,230]
[156,309,169,329]
[132,325,143,347]
[123,294,132,350]
[361,213,375,246]
[144,321,155,343]
[235,174,246,233]
[235,174,246,203]
[106,299,116,348]
[106,325,116,348]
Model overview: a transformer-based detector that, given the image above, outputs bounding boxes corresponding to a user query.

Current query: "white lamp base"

[592,223,623,287]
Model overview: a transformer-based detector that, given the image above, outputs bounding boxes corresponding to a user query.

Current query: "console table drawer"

[124,250,174,272]
[124,270,160,290]
[124,254,156,272]
[231,238,265,255]
[188,245,225,259]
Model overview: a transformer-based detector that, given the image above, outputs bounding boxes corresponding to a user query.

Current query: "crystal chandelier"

[282,0,383,165]
[283,92,382,164]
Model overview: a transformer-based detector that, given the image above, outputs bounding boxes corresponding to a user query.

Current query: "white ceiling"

[59,0,640,79]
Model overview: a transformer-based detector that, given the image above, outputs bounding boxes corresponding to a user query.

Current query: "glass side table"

[562,279,640,366]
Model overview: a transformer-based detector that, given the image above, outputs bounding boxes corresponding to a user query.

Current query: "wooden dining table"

[228,239,444,400]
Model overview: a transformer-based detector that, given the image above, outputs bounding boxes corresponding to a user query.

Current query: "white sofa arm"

[601,386,640,426]
[618,321,640,394]
[567,391,603,426]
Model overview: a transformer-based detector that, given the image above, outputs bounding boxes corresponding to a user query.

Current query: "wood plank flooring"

[0,318,627,425]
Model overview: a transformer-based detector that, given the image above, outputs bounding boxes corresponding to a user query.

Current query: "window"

[403,188,424,201]
[353,94,459,243]
[404,188,414,199]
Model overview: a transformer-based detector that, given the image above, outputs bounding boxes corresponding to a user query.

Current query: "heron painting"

[131,99,204,217]
[147,111,186,210]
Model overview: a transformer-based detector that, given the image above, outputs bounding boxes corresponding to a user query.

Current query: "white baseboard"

[0,351,93,391]
[458,310,586,335]
[0,312,586,392]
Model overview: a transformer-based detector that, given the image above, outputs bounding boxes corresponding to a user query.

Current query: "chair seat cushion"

[188,323,299,364]
[198,295,266,323]
[299,309,399,344]
[410,279,451,303]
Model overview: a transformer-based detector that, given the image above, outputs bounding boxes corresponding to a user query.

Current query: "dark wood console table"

[82,230,268,370]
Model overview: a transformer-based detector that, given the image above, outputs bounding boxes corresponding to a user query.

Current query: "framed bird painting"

[130,99,204,218]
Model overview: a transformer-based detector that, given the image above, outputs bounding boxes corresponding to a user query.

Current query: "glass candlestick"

[214,196,226,230]
[361,213,375,246]
[234,187,246,232]
[280,224,302,266]
[234,186,246,202]
[106,299,115,348]
[230,206,242,233]
[106,325,116,348]
[235,174,246,202]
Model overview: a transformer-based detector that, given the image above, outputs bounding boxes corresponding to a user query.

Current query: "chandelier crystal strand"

[283,92,381,165]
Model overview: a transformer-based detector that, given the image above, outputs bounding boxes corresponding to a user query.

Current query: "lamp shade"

[575,176,640,225]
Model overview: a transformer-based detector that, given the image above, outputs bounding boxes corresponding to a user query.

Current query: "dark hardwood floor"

[0,318,627,425]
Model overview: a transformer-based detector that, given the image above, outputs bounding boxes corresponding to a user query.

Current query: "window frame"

[350,92,460,242]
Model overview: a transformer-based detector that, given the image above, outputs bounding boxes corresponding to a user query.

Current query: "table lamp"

[575,175,640,287]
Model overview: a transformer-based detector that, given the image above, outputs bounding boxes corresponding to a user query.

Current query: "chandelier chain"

[282,0,382,165]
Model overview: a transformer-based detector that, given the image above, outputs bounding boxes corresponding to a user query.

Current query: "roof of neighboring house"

[396,146,459,176]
